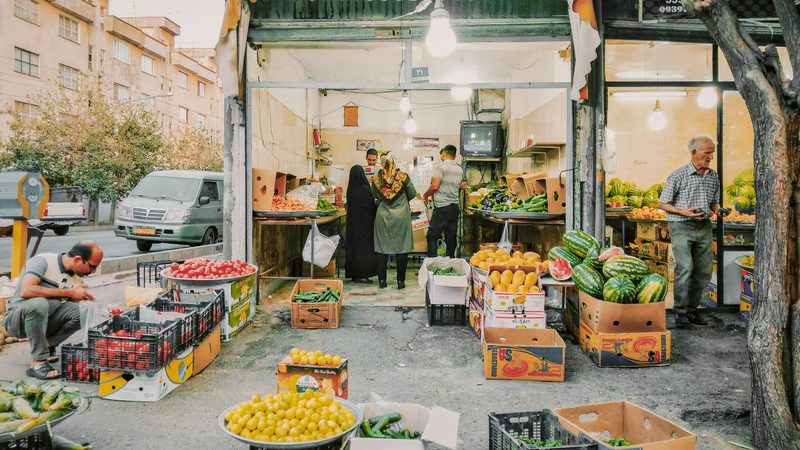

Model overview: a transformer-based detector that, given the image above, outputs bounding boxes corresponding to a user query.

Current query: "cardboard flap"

[421,406,460,449]
[434,275,469,288]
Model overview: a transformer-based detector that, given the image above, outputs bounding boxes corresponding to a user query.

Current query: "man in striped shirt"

[658,135,728,329]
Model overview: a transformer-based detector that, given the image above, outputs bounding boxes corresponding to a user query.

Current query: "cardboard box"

[418,258,470,305]
[351,403,459,450]
[412,227,428,254]
[740,295,753,325]
[468,299,483,340]
[485,265,545,316]
[638,240,656,259]
[654,261,676,282]
[533,177,566,214]
[500,172,523,186]
[193,325,221,375]
[276,357,348,399]
[741,268,754,298]
[99,347,193,402]
[553,401,696,450]
[636,222,658,241]
[252,168,291,212]
[654,241,676,264]
[642,257,657,275]
[221,297,255,338]
[565,295,580,340]
[301,260,336,278]
[471,268,487,309]
[479,242,527,252]
[290,279,343,329]
[411,208,430,231]
[510,173,545,200]
[485,307,546,329]
[169,273,257,312]
[483,327,566,382]
[578,320,671,368]
[578,291,666,333]
[699,282,718,309]
[656,223,671,242]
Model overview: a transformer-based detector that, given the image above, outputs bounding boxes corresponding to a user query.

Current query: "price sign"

[640,0,790,22]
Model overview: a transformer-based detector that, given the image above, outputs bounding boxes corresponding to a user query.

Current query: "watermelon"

[637,274,668,303]
[548,246,582,267]
[583,247,605,271]
[561,230,601,259]
[602,255,649,281]
[550,257,573,281]
[599,246,625,261]
[603,277,636,303]
[572,263,605,298]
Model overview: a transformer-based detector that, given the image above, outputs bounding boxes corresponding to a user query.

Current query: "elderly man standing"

[657,135,728,329]
[3,240,103,379]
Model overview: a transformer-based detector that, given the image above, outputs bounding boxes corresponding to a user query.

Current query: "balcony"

[143,35,169,60]
[103,16,145,47]
[172,52,216,83]
[47,0,96,23]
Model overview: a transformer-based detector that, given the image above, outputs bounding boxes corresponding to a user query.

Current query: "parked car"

[38,186,87,236]
[114,170,224,252]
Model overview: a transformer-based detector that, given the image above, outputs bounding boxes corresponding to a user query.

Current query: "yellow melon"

[524,272,538,287]
[500,270,513,285]
[489,271,501,286]
[512,270,526,285]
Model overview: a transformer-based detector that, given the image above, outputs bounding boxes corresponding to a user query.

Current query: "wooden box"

[290,279,343,329]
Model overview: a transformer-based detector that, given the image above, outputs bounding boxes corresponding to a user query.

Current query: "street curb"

[98,243,223,275]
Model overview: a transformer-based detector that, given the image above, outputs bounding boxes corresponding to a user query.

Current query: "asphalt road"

[0,228,188,273]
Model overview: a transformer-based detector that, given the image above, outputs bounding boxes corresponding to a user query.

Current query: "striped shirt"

[659,163,720,222]
[432,160,465,208]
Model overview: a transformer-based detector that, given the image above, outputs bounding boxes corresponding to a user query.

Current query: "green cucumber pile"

[606,436,635,446]
[360,412,421,439]
[293,288,341,303]
[432,267,461,276]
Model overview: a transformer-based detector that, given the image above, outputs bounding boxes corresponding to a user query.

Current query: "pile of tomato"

[93,329,174,371]
[165,259,256,280]
[64,348,100,382]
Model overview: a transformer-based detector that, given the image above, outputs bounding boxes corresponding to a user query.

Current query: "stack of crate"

[635,221,675,307]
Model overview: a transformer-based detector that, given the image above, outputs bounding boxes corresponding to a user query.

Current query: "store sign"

[639,0,795,22]
[411,66,429,83]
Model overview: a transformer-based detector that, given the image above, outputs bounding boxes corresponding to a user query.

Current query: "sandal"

[26,361,60,380]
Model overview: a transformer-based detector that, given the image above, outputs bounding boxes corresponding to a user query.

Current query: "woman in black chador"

[345,165,377,283]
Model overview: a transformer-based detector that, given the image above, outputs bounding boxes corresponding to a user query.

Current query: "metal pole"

[10,219,29,278]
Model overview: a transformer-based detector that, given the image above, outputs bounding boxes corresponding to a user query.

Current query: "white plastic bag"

[287,182,325,210]
[302,222,340,268]
[498,221,512,254]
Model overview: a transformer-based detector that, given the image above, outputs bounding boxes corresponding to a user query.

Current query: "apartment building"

[0,0,222,140]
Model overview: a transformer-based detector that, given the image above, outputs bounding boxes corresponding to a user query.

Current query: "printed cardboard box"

[636,222,658,241]
[471,268,487,309]
[656,223,671,242]
[99,347,193,402]
[412,228,428,254]
[741,267,754,298]
[654,261,676,282]
[483,327,566,382]
[511,173,546,200]
[193,325,221,375]
[699,282,718,309]
[221,298,255,339]
[351,403,459,450]
[533,177,566,214]
[740,294,753,325]
[578,291,666,333]
[553,401,696,450]
[638,240,656,259]
[418,258,469,305]
[485,266,545,316]
[485,307,546,330]
[654,241,676,264]
[168,272,257,312]
[479,242,527,252]
[578,320,671,368]
[468,299,483,340]
[276,357,349,399]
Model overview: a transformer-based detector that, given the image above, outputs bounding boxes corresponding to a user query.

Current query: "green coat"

[372,176,417,254]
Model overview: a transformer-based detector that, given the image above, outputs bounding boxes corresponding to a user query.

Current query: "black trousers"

[377,253,408,282]
[426,203,459,257]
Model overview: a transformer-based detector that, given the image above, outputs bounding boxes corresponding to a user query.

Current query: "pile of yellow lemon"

[469,249,549,273]
[223,390,357,444]
[288,348,343,366]
[489,269,541,294]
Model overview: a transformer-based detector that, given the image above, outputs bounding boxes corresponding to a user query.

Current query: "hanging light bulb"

[425,0,456,57]
[404,111,418,134]
[648,100,668,130]
[399,90,411,113]
[450,85,472,101]
[697,86,718,109]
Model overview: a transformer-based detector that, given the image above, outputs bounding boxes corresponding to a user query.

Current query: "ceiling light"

[612,91,687,98]
[404,111,418,134]
[648,100,667,131]
[450,85,472,101]
[425,0,456,57]
[399,90,411,113]
[697,86,718,108]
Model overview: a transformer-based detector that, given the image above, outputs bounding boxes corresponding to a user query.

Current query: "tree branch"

[772,0,800,90]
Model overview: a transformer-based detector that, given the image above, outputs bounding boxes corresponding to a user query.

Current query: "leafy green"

[517,436,563,447]
[605,436,635,446]
[433,267,460,276]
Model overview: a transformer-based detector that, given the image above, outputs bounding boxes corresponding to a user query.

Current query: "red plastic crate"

[151,290,224,344]
[88,315,180,373]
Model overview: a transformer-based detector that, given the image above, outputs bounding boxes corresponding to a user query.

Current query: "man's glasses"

[83,259,98,270]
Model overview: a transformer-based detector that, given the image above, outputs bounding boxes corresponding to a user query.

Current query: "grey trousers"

[3,297,80,361]
[669,221,715,316]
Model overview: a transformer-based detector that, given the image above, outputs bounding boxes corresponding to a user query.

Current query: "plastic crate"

[425,290,467,326]
[489,411,597,450]
[149,290,225,344]
[4,430,52,450]
[60,343,100,384]
[87,315,180,373]
[136,259,184,288]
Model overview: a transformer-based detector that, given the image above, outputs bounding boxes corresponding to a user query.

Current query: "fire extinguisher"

[313,129,321,147]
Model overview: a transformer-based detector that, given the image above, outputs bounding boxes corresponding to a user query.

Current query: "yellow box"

[636,222,658,241]
[277,357,349,399]
[483,327,566,382]
[193,325,221,375]
[99,347,193,402]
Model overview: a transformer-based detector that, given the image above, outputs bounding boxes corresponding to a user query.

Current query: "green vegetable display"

[517,436,563,447]
[725,169,756,212]
[433,267,461,276]
[317,197,336,211]
[605,436,635,446]
[292,288,341,303]
[360,412,421,439]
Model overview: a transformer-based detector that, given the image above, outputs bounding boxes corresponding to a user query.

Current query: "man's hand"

[69,285,95,301]
[682,208,706,219]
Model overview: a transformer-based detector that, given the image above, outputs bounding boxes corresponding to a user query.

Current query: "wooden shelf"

[508,142,565,158]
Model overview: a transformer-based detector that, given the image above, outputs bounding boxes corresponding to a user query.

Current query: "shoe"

[687,311,708,325]
[379,280,387,289]
[674,315,695,330]
[397,281,406,289]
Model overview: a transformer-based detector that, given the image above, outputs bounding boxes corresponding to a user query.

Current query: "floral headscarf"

[373,153,408,201]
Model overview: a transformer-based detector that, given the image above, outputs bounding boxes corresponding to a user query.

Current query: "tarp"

[567,0,601,101]
[215,0,250,100]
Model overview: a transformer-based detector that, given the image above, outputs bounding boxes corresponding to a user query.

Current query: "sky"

[109,0,225,48]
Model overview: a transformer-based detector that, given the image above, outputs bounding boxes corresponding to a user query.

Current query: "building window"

[178,106,188,123]
[195,114,207,129]
[177,71,188,89]
[14,101,39,119]
[59,64,79,90]
[197,81,206,98]
[140,93,155,111]
[141,55,154,75]
[58,15,79,43]
[113,40,130,64]
[14,47,39,77]
[114,83,129,101]
[14,0,38,24]
[88,45,93,71]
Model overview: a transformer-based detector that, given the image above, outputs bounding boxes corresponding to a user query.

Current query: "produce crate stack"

[420,258,471,326]
[739,255,755,325]
[633,221,675,308]
[289,279,343,329]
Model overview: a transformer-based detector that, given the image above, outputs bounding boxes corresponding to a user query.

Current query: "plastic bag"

[498,221,512,254]
[61,301,109,347]
[287,182,325,210]
[302,221,340,267]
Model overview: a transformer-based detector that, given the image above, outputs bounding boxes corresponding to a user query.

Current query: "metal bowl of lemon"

[219,392,363,449]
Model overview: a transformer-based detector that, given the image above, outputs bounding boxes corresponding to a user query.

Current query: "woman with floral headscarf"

[371,152,418,289]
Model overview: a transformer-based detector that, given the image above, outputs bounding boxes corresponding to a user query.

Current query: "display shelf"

[508,141,565,158]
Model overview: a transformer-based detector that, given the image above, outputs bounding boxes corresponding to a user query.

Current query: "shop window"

[113,40,130,64]
[718,46,792,82]
[59,15,80,43]
[141,55,155,75]
[721,91,755,218]
[14,0,38,24]
[14,47,39,77]
[59,64,80,90]
[605,40,713,82]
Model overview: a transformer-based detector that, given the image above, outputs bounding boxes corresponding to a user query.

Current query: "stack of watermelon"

[548,230,668,304]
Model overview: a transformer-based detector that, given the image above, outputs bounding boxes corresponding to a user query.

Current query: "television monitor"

[459,121,505,158]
